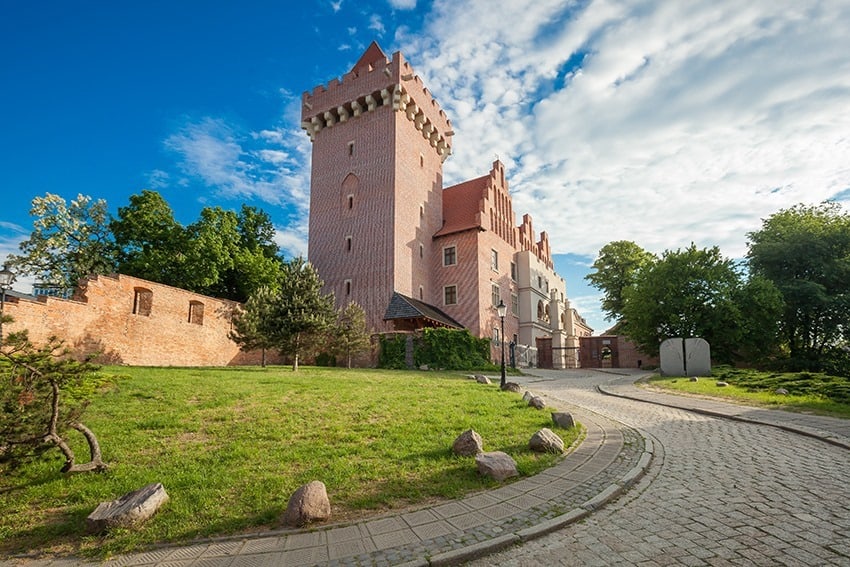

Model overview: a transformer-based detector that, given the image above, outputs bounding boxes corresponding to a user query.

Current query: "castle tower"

[302,42,454,332]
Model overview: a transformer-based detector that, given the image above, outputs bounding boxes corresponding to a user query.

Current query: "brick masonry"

[3,273,276,366]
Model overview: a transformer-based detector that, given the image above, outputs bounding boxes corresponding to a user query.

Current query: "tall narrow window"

[419,286,424,300]
[419,243,424,259]
[132,288,153,316]
[511,293,519,316]
[444,285,458,305]
[346,236,352,252]
[345,279,351,296]
[491,249,499,271]
[510,261,517,281]
[443,246,457,266]
[348,141,355,156]
[188,301,204,325]
[491,283,500,307]
[347,194,354,209]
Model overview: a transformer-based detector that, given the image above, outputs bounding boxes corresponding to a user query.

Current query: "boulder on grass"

[551,412,575,429]
[501,382,521,393]
[529,396,546,409]
[529,428,565,453]
[475,451,519,481]
[452,429,484,456]
[284,480,331,527]
[522,391,534,402]
[86,482,169,533]
[475,374,492,384]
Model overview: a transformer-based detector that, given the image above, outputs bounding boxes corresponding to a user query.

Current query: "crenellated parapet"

[301,43,454,162]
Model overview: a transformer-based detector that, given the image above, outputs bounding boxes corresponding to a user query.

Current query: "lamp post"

[496,299,507,388]
[0,264,14,345]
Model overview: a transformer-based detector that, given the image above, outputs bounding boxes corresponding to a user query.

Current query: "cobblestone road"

[467,370,850,566]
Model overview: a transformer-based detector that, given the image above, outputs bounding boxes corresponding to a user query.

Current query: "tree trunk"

[261,347,266,368]
[47,379,107,473]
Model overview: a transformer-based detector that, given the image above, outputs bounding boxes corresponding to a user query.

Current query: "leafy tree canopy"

[7,193,116,291]
[585,240,657,323]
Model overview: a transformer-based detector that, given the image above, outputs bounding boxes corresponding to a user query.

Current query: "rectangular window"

[188,301,204,325]
[132,288,153,316]
[346,236,352,252]
[443,246,457,266]
[347,194,354,209]
[491,283,500,307]
[419,243,424,258]
[493,327,500,344]
[511,293,519,316]
[491,249,499,271]
[348,141,355,156]
[444,285,457,305]
[510,261,517,281]
[345,279,351,296]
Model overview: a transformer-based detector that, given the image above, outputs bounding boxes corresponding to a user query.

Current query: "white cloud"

[146,169,170,189]
[369,14,385,35]
[275,226,309,258]
[389,0,417,10]
[164,110,312,217]
[331,0,343,13]
[398,0,850,264]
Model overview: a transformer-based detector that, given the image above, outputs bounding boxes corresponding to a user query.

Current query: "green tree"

[272,257,335,371]
[7,193,117,292]
[181,206,240,294]
[111,190,186,285]
[732,275,785,362]
[332,301,372,368]
[747,202,850,369]
[1,327,111,474]
[621,244,742,361]
[229,285,279,367]
[585,241,657,324]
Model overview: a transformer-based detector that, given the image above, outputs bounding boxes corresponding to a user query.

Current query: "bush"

[378,335,408,369]
[414,328,494,371]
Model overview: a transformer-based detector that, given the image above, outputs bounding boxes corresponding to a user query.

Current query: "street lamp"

[496,299,507,388]
[0,264,14,344]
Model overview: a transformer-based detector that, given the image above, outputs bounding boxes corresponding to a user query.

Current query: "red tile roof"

[434,175,487,237]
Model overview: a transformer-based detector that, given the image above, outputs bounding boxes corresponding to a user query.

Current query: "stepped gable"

[435,160,517,248]
[518,213,553,269]
[300,41,454,161]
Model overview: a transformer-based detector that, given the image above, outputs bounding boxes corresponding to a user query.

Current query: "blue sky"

[2,1,849,335]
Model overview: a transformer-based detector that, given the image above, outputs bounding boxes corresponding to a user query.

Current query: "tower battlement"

[301,42,453,161]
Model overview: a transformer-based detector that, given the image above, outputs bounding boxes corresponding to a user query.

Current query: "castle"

[302,43,592,368]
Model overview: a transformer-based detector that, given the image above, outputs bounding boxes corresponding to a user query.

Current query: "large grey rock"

[660,338,685,376]
[283,480,331,527]
[551,412,575,429]
[452,429,484,456]
[529,396,546,409]
[529,428,565,453]
[685,338,711,376]
[501,382,521,393]
[475,451,519,481]
[86,483,169,533]
[475,374,492,385]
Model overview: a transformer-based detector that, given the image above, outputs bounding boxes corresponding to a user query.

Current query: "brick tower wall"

[303,47,453,333]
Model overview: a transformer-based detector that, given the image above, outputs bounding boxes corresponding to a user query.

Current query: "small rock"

[529,396,546,409]
[774,388,789,395]
[87,483,169,533]
[551,412,575,429]
[283,481,331,527]
[475,451,519,481]
[529,428,564,453]
[475,375,492,384]
[501,382,521,393]
[716,381,729,387]
[419,364,429,371]
[689,377,699,382]
[452,429,484,456]
[522,391,534,402]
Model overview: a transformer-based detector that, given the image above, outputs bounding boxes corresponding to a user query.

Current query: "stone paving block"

[364,516,406,536]
[461,492,502,509]
[324,524,363,544]
[282,545,330,565]
[401,508,440,527]
[240,537,285,555]
[479,502,522,521]
[327,538,375,560]
[162,544,209,562]
[410,520,455,541]
[190,557,234,567]
[431,501,470,519]
[445,511,489,530]
[199,541,244,557]
[283,530,326,550]
[370,527,419,550]
[505,492,547,510]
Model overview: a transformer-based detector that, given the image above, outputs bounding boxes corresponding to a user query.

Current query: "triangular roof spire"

[352,41,388,74]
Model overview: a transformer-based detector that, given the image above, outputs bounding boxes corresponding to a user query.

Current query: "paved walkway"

[5,369,850,566]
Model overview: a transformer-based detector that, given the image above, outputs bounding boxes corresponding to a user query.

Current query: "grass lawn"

[0,366,578,559]
[646,366,850,419]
